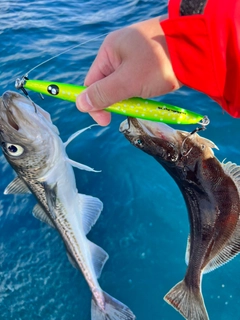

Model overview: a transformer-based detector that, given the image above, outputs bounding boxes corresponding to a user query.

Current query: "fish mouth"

[1,91,38,132]
[119,117,153,136]
[119,117,132,133]
[120,117,179,142]
[1,92,20,131]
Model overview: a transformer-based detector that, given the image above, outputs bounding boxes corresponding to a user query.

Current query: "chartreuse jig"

[15,77,207,125]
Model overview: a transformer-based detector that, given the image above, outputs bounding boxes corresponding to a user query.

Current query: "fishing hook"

[15,75,39,113]
[119,117,131,134]
[181,115,210,157]
[14,33,109,114]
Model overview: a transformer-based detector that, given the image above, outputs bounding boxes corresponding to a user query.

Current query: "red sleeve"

[160,0,240,117]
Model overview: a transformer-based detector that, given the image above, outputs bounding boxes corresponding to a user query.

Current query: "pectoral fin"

[4,177,31,194]
[63,124,99,147]
[67,158,101,173]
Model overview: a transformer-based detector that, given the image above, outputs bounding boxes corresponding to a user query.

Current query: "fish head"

[120,117,181,163]
[120,117,217,169]
[0,91,60,177]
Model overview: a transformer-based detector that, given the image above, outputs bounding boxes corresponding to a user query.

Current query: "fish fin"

[91,291,136,320]
[42,182,57,220]
[66,250,79,269]
[67,158,101,173]
[32,204,55,228]
[88,240,109,279]
[185,235,191,265]
[204,217,240,273]
[79,194,103,235]
[200,160,240,274]
[203,244,239,274]
[164,280,209,320]
[4,177,31,194]
[222,161,240,195]
[64,124,99,147]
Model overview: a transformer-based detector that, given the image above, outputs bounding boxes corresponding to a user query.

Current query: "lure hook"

[15,75,39,113]
[181,115,210,156]
[198,115,210,127]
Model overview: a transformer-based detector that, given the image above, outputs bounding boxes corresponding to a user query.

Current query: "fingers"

[76,90,111,126]
[88,110,111,126]
[75,17,182,126]
[76,64,135,114]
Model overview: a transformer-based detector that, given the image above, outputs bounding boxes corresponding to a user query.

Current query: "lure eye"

[2,143,24,156]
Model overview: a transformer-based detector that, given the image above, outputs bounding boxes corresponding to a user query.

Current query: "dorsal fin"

[88,240,109,278]
[202,161,240,273]
[78,194,103,235]
[222,161,240,195]
[4,177,31,194]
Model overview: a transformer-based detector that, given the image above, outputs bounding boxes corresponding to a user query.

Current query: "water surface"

[0,1,240,319]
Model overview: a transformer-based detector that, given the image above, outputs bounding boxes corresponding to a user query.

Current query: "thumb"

[76,68,133,112]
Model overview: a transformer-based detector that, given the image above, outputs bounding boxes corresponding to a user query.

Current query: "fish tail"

[91,291,136,320]
[164,280,209,320]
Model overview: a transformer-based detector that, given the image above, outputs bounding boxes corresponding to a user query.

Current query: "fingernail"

[77,92,94,112]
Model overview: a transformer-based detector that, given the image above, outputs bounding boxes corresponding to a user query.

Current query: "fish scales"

[0,91,135,320]
[120,117,240,320]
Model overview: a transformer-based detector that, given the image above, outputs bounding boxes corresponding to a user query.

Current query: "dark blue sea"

[0,1,240,319]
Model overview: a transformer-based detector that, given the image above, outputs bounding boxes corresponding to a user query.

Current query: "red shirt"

[160,0,240,117]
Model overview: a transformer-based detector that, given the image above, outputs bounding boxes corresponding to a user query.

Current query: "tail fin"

[164,280,209,320]
[91,291,136,320]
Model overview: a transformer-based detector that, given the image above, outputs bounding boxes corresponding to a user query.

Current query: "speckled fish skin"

[0,91,135,320]
[120,117,240,320]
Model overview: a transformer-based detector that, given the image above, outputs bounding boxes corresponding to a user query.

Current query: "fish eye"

[134,138,144,147]
[2,143,24,156]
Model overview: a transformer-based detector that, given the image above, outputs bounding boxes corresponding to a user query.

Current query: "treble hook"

[181,115,210,156]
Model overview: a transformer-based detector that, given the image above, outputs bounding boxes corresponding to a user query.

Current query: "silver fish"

[120,118,240,320]
[0,91,135,320]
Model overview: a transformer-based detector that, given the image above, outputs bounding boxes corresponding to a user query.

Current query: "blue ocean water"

[0,0,240,319]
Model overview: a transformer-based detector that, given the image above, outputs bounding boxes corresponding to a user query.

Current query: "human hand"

[76,16,182,126]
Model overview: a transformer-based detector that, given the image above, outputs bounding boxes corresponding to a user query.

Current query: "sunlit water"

[0,1,240,319]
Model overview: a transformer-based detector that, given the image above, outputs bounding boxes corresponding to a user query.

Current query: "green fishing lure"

[17,78,204,125]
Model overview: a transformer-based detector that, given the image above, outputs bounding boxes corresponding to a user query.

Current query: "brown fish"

[120,118,240,320]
